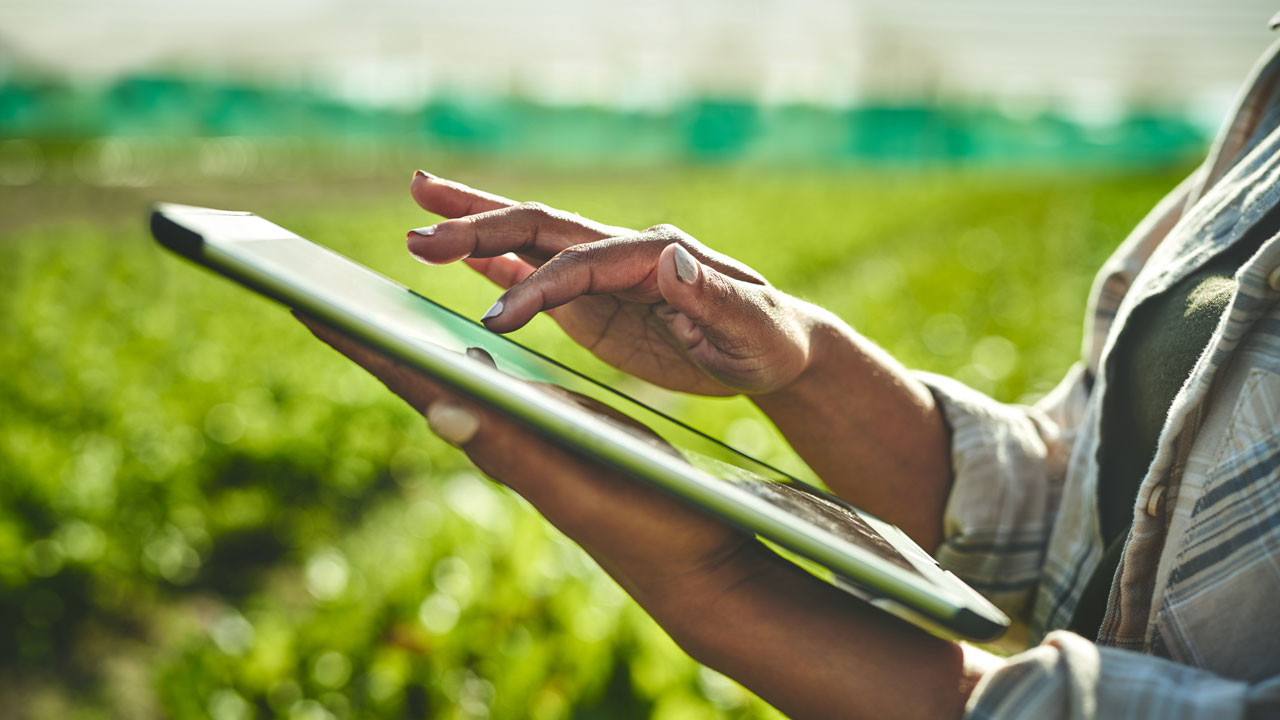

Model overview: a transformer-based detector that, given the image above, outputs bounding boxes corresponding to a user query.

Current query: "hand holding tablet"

[150,196,1005,641]
[292,314,757,605]
[151,184,1006,718]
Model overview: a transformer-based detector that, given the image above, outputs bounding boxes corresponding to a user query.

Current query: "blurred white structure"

[0,0,1276,127]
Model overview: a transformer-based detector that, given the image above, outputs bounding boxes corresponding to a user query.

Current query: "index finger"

[411,170,516,219]
[408,202,631,265]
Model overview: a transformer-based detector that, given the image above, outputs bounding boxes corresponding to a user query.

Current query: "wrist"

[745,299,953,552]
[628,535,778,636]
[752,297,855,400]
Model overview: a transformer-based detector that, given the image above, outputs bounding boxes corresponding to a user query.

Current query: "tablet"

[150,202,1009,641]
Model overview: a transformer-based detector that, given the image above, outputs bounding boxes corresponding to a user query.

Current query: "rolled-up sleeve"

[917,365,1090,616]
[966,631,1280,720]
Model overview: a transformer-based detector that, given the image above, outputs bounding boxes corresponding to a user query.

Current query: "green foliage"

[0,164,1185,718]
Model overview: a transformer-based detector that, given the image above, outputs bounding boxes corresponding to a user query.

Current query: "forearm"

[646,545,994,720]
[752,301,953,552]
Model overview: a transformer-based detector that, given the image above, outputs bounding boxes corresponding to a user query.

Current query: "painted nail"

[481,300,504,322]
[409,225,437,237]
[465,346,497,368]
[673,244,698,284]
[426,402,480,446]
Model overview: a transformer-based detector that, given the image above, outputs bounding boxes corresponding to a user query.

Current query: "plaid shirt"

[922,33,1280,720]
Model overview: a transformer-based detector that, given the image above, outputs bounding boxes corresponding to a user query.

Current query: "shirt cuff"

[965,631,1271,720]
[917,372,1059,615]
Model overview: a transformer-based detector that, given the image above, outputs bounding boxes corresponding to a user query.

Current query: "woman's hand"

[296,314,992,720]
[295,314,762,606]
[405,171,956,553]
[406,171,815,396]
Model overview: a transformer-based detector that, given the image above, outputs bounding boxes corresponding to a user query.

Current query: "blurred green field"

[0,163,1187,719]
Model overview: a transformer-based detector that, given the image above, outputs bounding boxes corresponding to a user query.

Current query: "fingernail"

[409,225,437,237]
[673,244,699,284]
[414,169,435,180]
[481,300,504,322]
[465,346,497,368]
[426,402,480,446]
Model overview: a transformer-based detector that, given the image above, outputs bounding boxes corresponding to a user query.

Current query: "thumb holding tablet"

[291,311,766,610]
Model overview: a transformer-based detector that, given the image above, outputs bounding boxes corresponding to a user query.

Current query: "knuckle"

[758,288,783,311]
[552,243,594,266]
[644,222,686,240]
[458,215,483,244]
[517,200,554,217]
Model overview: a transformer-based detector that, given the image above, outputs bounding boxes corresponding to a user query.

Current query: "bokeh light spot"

[418,592,460,635]
[431,556,473,603]
[25,539,64,578]
[971,335,1020,381]
[443,473,508,534]
[208,689,252,720]
[205,403,246,444]
[211,612,255,656]
[311,651,352,689]
[305,550,350,601]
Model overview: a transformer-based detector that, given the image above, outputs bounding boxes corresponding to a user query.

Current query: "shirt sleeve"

[965,631,1280,720]
[917,365,1091,617]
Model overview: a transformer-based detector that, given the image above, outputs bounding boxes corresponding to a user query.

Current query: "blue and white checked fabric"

[923,31,1280,720]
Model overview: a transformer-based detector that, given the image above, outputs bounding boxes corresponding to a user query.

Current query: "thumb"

[656,243,763,355]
